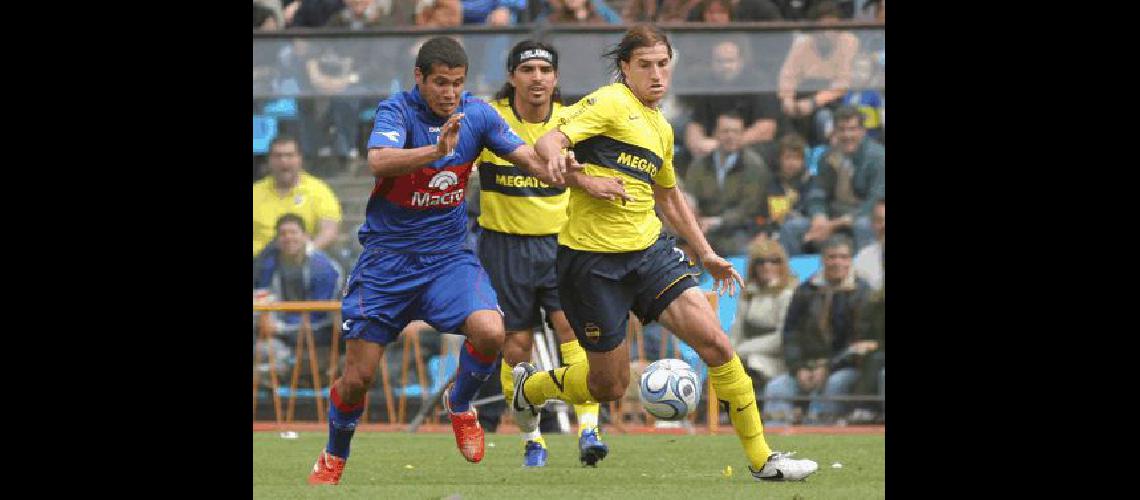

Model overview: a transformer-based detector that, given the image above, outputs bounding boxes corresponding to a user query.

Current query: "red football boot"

[443,385,485,463]
[307,449,346,485]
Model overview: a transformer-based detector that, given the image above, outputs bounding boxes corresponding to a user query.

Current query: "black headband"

[508,47,557,73]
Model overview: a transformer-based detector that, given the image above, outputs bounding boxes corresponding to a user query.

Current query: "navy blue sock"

[326,385,364,459]
[448,340,497,413]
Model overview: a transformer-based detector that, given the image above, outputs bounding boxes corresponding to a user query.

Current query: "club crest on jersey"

[584,323,601,342]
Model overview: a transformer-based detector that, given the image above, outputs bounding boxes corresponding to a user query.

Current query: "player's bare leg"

[443,309,506,463]
[659,287,817,481]
[309,339,386,485]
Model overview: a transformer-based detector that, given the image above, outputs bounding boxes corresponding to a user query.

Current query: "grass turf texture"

[255,432,884,499]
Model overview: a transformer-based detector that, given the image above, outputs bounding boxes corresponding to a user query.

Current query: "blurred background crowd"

[253,0,884,428]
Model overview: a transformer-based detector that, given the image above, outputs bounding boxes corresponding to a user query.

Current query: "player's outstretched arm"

[534,128,572,181]
[502,144,565,187]
[653,184,744,297]
[368,113,463,177]
[562,152,631,203]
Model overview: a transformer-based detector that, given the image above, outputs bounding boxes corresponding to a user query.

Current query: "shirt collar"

[271,172,306,193]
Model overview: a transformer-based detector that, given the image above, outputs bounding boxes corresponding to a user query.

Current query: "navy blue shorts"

[340,247,500,345]
[557,234,700,352]
[477,229,560,331]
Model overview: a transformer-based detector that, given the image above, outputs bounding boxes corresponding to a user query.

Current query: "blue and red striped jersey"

[361,86,525,253]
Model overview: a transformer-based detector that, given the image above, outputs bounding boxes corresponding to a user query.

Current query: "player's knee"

[340,367,375,396]
[468,327,504,355]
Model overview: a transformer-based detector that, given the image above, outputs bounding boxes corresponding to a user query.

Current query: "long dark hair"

[602,24,673,84]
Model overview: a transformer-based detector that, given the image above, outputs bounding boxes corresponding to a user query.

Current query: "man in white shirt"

[852,198,884,290]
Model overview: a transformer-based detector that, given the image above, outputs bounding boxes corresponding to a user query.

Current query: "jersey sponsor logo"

[495,174,550,189]
[411,188,465,207]
[478,163,565,198]
[615,151,660,177]
[428,171,459,191]
[573,136,661,185]
[374,161,473,210]
[376,130,400,142]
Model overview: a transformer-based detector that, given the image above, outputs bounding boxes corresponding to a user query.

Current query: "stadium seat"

[253,115,278,154]
[427,353,459,395]
[262,98,298,118]
[788,254,821,282]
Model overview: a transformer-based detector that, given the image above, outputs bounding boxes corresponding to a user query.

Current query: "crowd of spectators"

[252,0,884,425]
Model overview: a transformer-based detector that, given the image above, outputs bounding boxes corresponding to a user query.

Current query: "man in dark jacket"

[780,105,884,255]
[683,110,772,256]
[761,235,873,424]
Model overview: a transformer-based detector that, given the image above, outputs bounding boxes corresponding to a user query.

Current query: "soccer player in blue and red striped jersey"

[307,36,575,485]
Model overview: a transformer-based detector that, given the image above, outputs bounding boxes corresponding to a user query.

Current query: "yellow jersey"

[252,172,342,255]
[554,83,676,252]
[476,98,568,235]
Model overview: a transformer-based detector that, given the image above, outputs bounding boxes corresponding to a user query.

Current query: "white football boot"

[749,451,819,481]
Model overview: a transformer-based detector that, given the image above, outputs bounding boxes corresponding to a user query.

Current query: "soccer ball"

[638,359,701,420]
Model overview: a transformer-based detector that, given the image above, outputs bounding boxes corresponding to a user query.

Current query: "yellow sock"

[709,354,772,470]
[523,362,595,406]
[559,340,601,434]
[559,340,588,365]
[500,358,516,407]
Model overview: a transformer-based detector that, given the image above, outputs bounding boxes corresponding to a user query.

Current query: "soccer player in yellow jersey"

[513,24,820,481]
[475,40,612,467]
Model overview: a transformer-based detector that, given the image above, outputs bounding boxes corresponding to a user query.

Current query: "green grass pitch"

[255,431,884,499]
